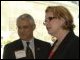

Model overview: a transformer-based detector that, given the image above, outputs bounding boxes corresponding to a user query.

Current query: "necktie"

[26,42,34,59]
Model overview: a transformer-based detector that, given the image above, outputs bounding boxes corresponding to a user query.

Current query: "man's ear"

[33,24,36,30]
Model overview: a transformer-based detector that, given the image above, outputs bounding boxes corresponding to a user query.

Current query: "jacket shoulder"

[4,39,21,49]
[34,38,51,47]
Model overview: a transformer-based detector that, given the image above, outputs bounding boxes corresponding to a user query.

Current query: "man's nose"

[20,28,24,32]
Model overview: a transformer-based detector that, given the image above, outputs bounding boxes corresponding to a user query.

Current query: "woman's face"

[44,12,65,36]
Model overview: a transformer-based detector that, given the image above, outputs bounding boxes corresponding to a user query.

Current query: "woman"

[43,6,79,59]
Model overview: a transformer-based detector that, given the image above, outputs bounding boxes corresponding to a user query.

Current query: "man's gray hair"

[17,14,35,26]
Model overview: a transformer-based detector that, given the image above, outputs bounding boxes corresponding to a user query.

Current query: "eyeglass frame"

[43,17,57,25]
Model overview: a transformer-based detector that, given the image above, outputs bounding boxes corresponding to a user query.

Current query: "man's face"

[17,19,35,41]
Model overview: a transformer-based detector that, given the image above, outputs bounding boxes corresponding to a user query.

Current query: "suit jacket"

[49,31,79,59]
[3,38,51,59]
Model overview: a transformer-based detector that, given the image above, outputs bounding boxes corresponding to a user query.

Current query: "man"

[3,14,51,59]
[43,6,79,59]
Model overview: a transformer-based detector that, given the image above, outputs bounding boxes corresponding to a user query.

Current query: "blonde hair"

[45,6,75,31]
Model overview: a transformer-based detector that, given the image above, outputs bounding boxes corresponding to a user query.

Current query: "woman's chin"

[48,32,53,35]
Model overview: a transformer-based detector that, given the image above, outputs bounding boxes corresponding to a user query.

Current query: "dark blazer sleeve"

[3,44,15,59]
[3,40,23,59]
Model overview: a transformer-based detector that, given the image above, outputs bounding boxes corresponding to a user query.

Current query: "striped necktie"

[26,42,34,59]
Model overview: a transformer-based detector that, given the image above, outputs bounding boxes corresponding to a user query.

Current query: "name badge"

[15,50,26,59]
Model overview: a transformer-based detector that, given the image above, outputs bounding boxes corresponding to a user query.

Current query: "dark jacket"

[3,38,51,59]
[49,31,79,59]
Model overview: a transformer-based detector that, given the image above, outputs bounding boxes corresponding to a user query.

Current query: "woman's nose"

[43,21,49,26]
[43,22,46,25]
[43,21,46,26]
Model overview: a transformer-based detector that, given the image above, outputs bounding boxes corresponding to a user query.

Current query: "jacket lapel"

[34,39,41,59]
[14,39,24,51]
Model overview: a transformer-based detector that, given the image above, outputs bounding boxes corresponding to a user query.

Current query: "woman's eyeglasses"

[43,17,56,25]
[47,17,56,21]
